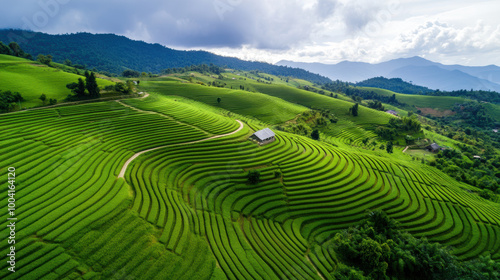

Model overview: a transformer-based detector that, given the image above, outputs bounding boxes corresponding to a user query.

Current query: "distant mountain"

[0,29,330,84]
[277,57,500,92]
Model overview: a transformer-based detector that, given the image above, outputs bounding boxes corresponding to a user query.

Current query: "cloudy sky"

[1,0,499,66]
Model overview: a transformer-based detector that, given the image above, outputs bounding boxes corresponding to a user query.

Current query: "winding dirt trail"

[117,119,244,178]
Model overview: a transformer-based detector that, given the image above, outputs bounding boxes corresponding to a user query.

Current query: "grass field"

[0,54,114,108]
[0,90,498,279]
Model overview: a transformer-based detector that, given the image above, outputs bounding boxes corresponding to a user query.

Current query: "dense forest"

[0,29,331,84]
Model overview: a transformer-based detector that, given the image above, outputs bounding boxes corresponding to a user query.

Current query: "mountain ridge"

[277,57,500,92]
[0,29,331,84]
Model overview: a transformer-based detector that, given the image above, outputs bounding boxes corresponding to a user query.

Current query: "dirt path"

[117,120,244,178]
[402,146,409,153]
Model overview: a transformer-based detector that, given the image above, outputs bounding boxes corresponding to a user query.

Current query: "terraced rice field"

[0,93,499,279]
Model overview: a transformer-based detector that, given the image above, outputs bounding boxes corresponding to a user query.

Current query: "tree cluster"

[275,110,336,139]
[66,71,100,100]
[331,210,500,279]
[429,146,499,197]
[39,94,56,105]
[0,41,32,59]
[105,80,135,95]
[367,100,385,111]
[36,54,53,66]
[375,116,422,142]
[0,90,23,112]
[450,102,495,128]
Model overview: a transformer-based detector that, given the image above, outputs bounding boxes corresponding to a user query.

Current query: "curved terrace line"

[117,119,244,178]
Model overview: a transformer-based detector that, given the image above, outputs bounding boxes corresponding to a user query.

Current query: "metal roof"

[253,128,275,141]
[429,143,440,150]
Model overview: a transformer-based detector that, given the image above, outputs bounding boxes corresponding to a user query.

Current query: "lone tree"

[386,141,393,153]
[86,72,100,98]
[349,103,359,116]
[217,97,221,104]
[247,170,261,184]
[311,129,320,140]
[49,98,57,105]
[39,93,47,105]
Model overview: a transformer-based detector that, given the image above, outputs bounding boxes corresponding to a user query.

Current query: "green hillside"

[359,86,466,109]
[0,54,114,108]
[139,80,308,124]
[0,92,499,280]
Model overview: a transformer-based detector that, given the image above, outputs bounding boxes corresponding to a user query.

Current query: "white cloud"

[1,0,499,66]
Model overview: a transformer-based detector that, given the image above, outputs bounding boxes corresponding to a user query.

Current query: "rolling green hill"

[139,80,308,124]
[0,54,114,108]
[0,92,499,280]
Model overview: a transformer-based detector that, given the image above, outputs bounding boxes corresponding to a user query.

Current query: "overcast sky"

[1,0,499,66]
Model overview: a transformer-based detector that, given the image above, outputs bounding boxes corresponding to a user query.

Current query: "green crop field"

[1,89,499,279]
[0,54,114,108]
